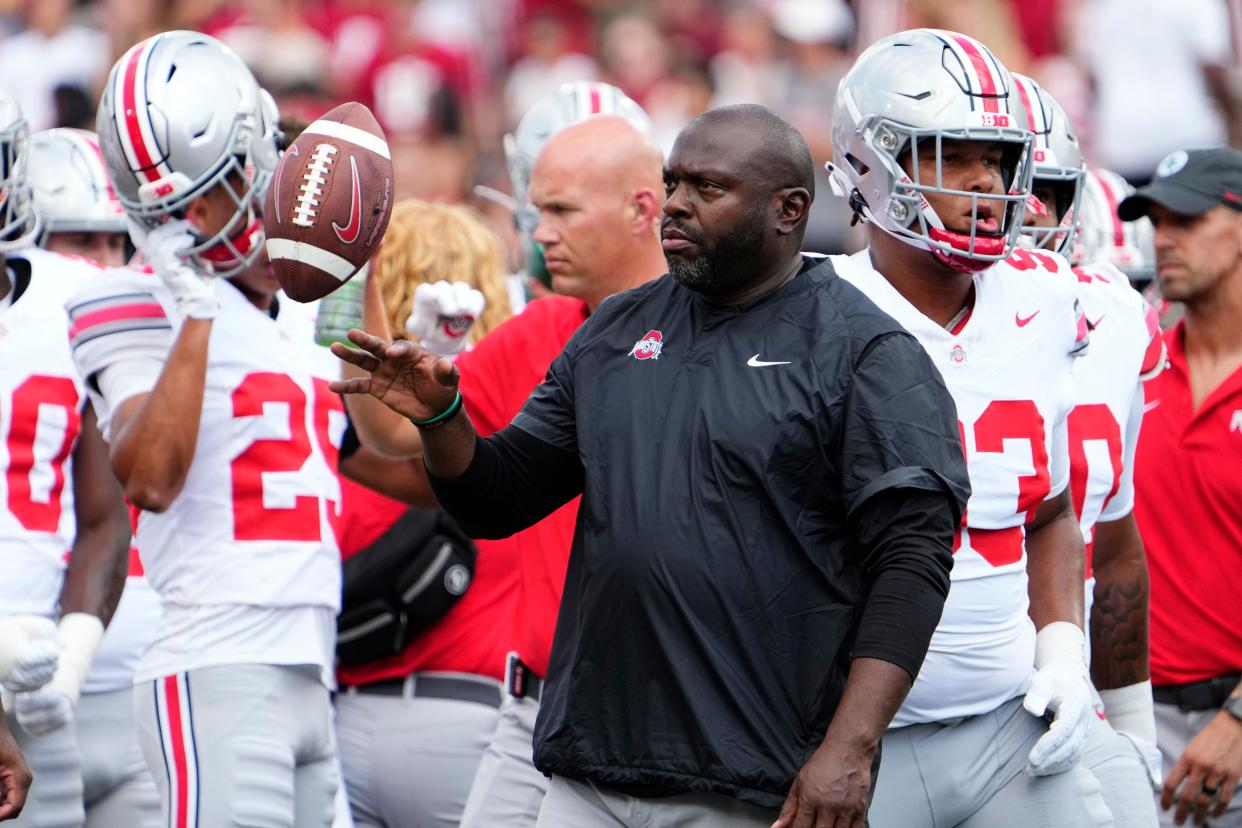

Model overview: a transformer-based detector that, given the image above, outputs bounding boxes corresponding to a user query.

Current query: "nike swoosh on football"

[1015,310,1040,327]
[332,155,362,244]
[747,354,791,367]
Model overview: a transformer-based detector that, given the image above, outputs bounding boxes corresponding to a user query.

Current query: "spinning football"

[263,102,393,302]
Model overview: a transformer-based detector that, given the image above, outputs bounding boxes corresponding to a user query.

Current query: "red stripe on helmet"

[1093,171,1126,249]
[121,42,159,183]
[1015,77,1036,132]
[954,36,1000,114]
[589,86,601,114]
[78,130,122,208]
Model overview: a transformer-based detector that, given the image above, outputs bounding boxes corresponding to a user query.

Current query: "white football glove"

[404,281,485,357]
[14,687,73,735]
[1024,622,1093,776]
[0,616,60,693]
[1100,680,1163,790]
[127,217,218,320]
[13,614,103,736]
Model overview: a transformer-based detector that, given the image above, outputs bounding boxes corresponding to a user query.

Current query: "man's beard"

[667,204,767,295]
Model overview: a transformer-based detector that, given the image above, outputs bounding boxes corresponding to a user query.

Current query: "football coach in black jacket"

[332,104,970,828]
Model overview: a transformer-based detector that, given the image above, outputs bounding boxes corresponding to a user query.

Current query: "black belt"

[345,674,502,709]
[505,652,543,702]
[1153,673,1242,711]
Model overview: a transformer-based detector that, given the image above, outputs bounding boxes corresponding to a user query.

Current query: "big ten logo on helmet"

[976,113,1011,128]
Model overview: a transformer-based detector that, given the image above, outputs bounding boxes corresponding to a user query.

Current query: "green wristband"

[410,390,463,429]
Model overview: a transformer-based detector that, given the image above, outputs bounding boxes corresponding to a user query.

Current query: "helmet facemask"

[836,117,1034,273]
[0,117,41,252]
[1021,169,1084,256]
[126,110,274,278]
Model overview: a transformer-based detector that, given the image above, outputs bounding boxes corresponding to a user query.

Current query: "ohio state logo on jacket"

[629,330,663,360]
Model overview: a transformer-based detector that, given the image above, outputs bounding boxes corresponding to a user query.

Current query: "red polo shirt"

[334,295,588,686]
[1134,321,1242,686]
[457,295,589,678]
[335,475,521,684]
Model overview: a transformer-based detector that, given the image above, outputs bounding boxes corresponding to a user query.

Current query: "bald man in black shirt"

[333,105,970,828]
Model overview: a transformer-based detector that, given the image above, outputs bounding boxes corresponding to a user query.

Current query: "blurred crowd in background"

[3,0,1241,259]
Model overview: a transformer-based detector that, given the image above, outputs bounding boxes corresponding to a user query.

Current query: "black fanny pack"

[336,507,475,666]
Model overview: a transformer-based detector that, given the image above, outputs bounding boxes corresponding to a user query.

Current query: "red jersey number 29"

[231,373,343,542]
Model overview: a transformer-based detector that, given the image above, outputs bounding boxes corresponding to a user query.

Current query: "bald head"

[683,105,815,202]
[528,115,667,310]
[534,115,664,197]
[661,104,815,301]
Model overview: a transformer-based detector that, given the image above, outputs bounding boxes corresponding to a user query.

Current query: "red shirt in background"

[456,294,590,678]
[335,457,520,686]
[335,294,588,686]
[1134,322,1242,686]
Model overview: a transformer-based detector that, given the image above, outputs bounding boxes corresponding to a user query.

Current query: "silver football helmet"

[0,85,40,252]
[828,29,1035,272]
[96,31,281,276]
[504,81,653,236]
[29,129,127,242]
[1074,168,1155,283]
[1011,73,1084,256]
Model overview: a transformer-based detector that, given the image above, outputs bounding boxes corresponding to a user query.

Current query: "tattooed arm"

[1091,511,1162,789]
[1090,512,1150,690]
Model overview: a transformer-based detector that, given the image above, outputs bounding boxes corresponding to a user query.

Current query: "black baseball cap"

[1118,147,1242,221]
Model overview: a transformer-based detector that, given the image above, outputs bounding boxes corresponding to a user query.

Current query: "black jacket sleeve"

[840,331,971,519]
[833,330,968,680]
[426,425,584,540]
[848,487,956,680]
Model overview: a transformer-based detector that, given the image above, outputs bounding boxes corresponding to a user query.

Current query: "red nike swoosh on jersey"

[333,155,362,244]
[1015,310,1040,327]
[1088,315,1104,328]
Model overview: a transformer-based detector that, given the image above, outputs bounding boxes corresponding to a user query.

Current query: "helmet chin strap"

[927,227,1006,273]
[198,215,263,269]
[930,245,993,274]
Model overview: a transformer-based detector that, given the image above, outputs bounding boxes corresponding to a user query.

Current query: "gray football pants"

[1155,701,1242,827]
[7,709,83,828]
[869,696,1115,827]
[460,694,547,828]
[1082,712,1159,828]
[535,775,777,828]
[76,689,159,828]
[134,664,337,828]
[335,681,500,827]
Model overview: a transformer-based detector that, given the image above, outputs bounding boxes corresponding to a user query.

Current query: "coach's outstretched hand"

[330,328,460,422]
[0,705,31,821]
[772,736,872,828]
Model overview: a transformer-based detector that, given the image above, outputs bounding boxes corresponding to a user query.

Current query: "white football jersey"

[833,247,1085,725]
[0,248,100,616]
[66,272,346,680]
[1070,262,1164,621]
